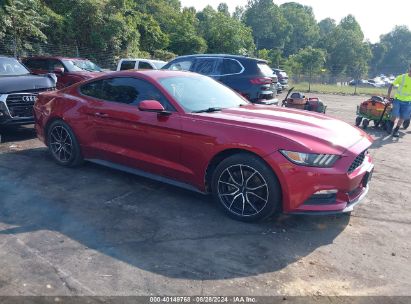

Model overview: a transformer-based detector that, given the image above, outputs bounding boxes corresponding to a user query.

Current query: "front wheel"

[47,120,83,167]
[211,153,282,222]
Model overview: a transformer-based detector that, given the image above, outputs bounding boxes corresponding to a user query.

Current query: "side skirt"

[86,158,206,195]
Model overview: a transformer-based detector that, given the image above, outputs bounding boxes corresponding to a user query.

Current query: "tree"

[167,8,207,55]
[289,47,325,91]
[316,18,336,50]
[217,2,229,16]
[324,15,371,78]
[198,6,255,55]
[280,2,319,56]
[378,26,411,75]
[243,0,289,51]
[0,0,47,56]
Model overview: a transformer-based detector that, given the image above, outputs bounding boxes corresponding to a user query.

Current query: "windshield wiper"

[193,107,224,113]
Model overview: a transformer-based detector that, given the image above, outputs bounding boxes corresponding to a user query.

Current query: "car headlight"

[280,150,339,167]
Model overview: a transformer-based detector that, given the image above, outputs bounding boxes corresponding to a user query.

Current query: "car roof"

[23,56,89,60]
[95,69,201,81]
[170,54,267,63]
[0,55,16,59]
[119,58,167,63]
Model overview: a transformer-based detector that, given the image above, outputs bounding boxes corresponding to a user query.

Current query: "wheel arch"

[204,148,283,198]
[44,116,65,145]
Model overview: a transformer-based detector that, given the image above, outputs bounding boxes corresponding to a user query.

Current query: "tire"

[362,119,369,129]
[47,120,83,167]
[403,119,410,130]
[355,116,362,127]
[211,153,282,222]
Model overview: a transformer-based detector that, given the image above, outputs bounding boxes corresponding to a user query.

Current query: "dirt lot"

[0,93,410,296]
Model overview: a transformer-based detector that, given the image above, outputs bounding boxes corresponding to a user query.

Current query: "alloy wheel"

[217,164,269,217]
[49,125,73,163]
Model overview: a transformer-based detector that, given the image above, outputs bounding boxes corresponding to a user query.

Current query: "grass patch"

[289,82,387,96]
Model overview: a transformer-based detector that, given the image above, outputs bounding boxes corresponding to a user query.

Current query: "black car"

[162,54,279,105]
[0,56,56,126]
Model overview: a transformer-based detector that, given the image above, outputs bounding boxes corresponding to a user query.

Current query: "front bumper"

[0,94,35,126]
[264,144,374,214]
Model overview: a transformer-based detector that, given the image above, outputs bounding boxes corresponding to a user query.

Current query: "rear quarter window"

[222,59,243,75]
[138,61,153,69]
[119,61,136,71]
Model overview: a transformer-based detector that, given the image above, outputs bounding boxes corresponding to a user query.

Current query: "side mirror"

[138,100,170,115]
[53,67,64,75]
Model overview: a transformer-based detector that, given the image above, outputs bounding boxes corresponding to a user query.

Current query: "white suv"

[116,58,167,71]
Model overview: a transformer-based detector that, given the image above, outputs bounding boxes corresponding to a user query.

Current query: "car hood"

[195,105,372,155]
[0,74,55,94]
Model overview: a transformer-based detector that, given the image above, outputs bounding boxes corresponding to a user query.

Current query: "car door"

[80,76,185,179]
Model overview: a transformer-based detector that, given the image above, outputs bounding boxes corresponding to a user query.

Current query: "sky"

[179,0,411,43]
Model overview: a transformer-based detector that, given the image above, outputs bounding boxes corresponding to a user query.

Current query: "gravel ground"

[0,93,410,296]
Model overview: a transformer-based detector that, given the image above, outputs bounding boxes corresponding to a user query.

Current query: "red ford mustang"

[34,70,374,222]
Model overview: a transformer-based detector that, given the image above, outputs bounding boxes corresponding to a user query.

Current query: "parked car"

[162,54,279,105]
[0,55,56,127]
[22,56,103,89]
[116,58,167,71]
[272,68,289,90]
[34,70,374,222]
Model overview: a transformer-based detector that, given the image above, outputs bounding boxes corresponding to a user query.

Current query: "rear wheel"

[362,119,369,129]
[355,116,362,126]
[211,153,282,222]
[47,120,83,167]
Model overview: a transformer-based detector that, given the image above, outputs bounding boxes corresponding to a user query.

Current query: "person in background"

[387,64,411,137]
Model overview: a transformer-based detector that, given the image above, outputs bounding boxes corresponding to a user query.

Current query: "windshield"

[159,75,249,113]
[0,57,30,76]
[62,59,102,72]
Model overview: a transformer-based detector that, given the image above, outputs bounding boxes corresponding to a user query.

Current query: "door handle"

[94,112,109,118]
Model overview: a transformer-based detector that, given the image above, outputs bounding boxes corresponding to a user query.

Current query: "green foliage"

[0,0,47,55]
[288,47,325,75]
[198,6,255,55]
[153,49,176,61]
[0,0,406,79]
[243,0,289,51]
[280,2,320,56]
[167,8,206,55]
[323,15,371,77]
[377,26,411,75]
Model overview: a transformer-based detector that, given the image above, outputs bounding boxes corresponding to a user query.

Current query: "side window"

[24,59,48,71]
[80,79,104,99]
[80,77,175,111]
[138,61,153,70]
[194,58,218,76]
[222,59,242,75]
[120,60,136,71]
[168,60,193,71]
[49,59,65,72]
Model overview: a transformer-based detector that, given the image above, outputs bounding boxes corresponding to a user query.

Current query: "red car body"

[22,56,102,89]
[34,70,374,218]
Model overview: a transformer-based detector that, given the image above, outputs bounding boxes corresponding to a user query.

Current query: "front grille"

[348,150,367,173]
[6,93,38,118]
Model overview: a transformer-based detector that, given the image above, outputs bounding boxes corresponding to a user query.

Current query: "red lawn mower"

[281,87,327,113]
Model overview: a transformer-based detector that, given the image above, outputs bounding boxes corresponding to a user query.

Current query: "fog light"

[313,189,338,195]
